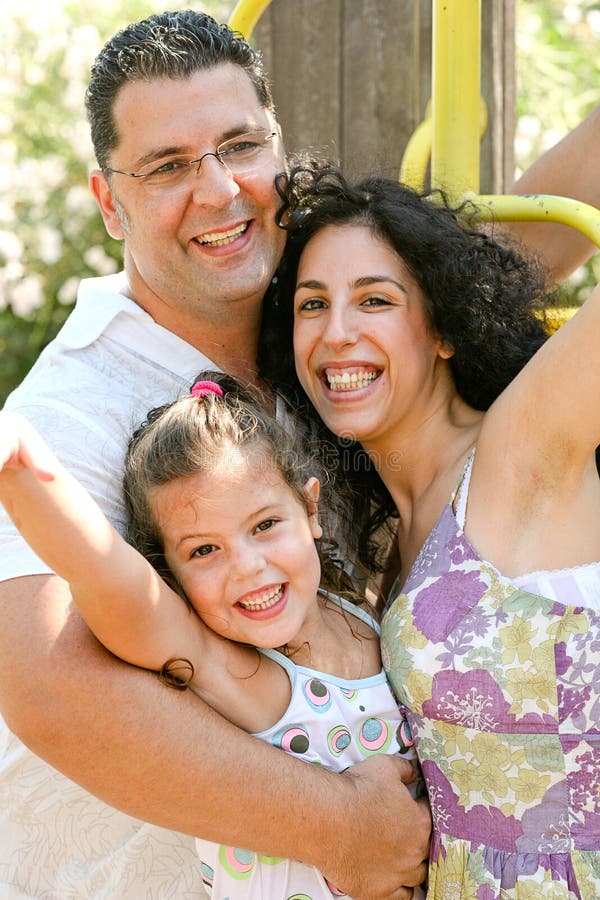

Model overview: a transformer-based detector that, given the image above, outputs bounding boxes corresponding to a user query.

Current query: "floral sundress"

[381,469,600,898]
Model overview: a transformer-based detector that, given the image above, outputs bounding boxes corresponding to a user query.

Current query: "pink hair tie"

[190,380,224,399]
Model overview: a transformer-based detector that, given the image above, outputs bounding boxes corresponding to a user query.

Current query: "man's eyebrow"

[220,121,268,141]
[133,146,186,168]
[132,122,269,169]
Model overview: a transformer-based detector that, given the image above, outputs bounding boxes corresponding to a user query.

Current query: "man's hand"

[0,573,430,898]
[318,755,431,900]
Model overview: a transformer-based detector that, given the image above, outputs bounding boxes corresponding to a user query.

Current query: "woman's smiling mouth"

[324,367,382,392]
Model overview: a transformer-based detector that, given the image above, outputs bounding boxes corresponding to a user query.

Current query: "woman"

[262,165,600,897]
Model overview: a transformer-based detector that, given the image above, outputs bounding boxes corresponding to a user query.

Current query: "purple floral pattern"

[381,503,600,898]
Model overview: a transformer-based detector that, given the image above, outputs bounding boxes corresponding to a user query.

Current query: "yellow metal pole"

[431,0,481,196]
[473,194,600,249]
[400,118,432,192]
[228,0,272,40]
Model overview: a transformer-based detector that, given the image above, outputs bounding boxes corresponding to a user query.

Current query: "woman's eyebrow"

[295,279,326,293]
[296,275,407,292]
[354,275,408,292]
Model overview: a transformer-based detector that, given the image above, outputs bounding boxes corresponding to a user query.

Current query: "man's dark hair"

[85,9,274,170]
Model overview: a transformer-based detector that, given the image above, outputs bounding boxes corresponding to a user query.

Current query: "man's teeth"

[198,223,247,247]
[325,370,380,392]
[238,584,284,611]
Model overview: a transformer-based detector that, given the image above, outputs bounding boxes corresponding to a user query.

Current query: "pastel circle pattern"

[200,861,214,888]
[357,717,392,755]
[302,677,332,712]
[218,845,256,879]
[396,717,414,752]
[327,725,351,757]
[272,724,310,754]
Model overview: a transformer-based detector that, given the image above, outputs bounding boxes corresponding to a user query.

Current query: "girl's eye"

[255,518,277,533]
[192,544,216,558]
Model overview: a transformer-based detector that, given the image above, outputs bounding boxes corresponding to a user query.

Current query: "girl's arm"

[0,410,210,675]
[0,411,290,733]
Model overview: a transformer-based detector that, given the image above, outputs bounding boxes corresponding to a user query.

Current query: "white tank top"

[455,451,600,610]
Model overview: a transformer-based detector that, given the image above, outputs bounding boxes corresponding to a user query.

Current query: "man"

[0,12,428,899]
[0,10,598,899]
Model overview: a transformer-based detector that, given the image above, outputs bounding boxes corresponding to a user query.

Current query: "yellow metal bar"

[472,194,600,249]
[431,0,481,195]
[400,99,488,193]
[228,0,272,40]
[399,112,432,192]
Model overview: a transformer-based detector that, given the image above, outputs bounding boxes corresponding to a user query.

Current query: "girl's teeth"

[326,370,379,391]
[239,584,283,611]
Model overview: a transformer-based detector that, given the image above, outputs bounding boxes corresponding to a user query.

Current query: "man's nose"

[190,154,240,208]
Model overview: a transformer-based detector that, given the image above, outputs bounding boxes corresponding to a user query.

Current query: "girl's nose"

[231,540,267,579]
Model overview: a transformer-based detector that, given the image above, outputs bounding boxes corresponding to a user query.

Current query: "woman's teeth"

[325,370,380,391]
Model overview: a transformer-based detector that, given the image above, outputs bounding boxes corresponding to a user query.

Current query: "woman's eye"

[298,298,326,312]
[362,295,390,307]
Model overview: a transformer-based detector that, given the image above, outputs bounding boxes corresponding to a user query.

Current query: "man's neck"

[122,269,264,386]
[159,306,263,385]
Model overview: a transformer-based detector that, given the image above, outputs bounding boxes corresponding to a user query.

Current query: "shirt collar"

[55,273,219,378]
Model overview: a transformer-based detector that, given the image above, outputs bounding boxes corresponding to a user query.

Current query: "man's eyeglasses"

[104,129,278,195]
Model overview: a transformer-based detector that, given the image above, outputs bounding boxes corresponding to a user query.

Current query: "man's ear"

[303,476,323,539]
[89,169,125,240]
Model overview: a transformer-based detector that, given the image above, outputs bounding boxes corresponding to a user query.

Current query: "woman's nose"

[322,307,357,349]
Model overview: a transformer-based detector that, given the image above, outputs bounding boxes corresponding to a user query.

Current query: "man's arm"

[505,104,600,285]
[0,573,429,899]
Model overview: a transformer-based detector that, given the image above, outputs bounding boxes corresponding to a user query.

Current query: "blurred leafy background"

[0,0,232,404]
[1,0,600,404]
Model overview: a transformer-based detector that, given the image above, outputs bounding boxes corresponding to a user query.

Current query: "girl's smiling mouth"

[236,582,286,613]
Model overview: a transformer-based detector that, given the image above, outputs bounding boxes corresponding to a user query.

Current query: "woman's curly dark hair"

[259,162,551,571]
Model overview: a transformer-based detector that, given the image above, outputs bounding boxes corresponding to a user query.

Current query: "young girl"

[0,371,423,900]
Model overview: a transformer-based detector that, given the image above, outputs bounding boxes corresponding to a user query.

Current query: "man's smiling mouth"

[196,222,249,247]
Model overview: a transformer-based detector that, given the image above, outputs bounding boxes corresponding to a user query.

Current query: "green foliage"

[515,0,600,305]
[0,0,234,405]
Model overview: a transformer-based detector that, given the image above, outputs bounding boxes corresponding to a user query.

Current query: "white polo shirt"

[0,273,215,897]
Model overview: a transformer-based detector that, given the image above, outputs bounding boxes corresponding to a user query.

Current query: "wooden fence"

[254,0,515,192]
